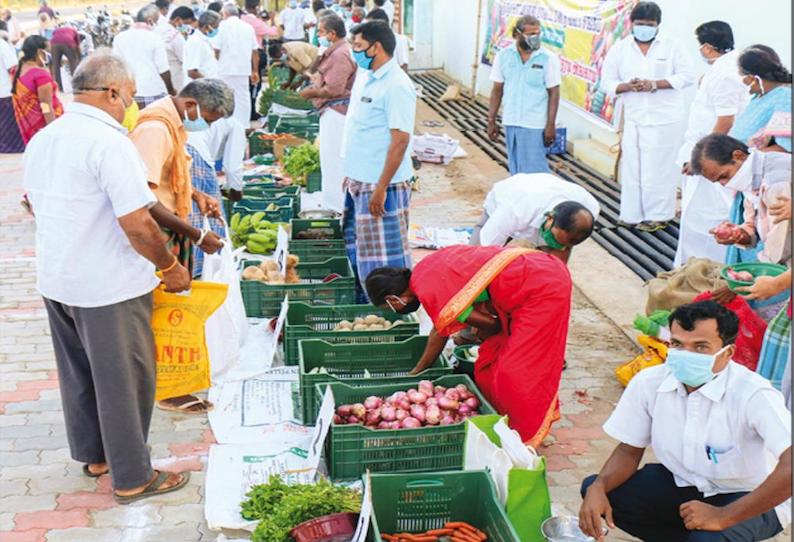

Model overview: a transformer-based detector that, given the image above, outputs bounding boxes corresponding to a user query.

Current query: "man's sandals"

[156,396,214,414]
[113,470,190,505]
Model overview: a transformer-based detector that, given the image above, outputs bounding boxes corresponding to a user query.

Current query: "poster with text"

[481,0,638,126]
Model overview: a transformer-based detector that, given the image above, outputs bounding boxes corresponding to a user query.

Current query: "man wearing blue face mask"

[487,14,560,175]
[601,1,695,233]
[342,20,416,302]
[579,300,791,541]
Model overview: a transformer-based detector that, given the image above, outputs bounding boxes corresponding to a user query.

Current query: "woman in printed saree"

[366,245,573,447]
[10,35,63,144]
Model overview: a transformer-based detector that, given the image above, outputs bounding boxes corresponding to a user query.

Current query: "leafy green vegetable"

[240,475,361,542]
[282,143,320,186]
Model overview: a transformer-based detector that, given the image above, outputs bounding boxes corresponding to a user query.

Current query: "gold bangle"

[161,257,179,274]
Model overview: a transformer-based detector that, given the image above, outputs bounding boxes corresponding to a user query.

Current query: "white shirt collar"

[66,102,127,133]
[657,362,731,402]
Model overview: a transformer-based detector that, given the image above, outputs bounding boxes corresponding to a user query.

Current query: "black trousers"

[50,43,80,92]
[581,464,783,542]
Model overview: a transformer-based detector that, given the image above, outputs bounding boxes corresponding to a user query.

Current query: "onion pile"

[333,381,481,429]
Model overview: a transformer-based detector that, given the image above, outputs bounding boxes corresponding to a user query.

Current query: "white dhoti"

[222,75,251,128]
[619,120,684,224]
[319,108,347,213]
[673,174,734,266]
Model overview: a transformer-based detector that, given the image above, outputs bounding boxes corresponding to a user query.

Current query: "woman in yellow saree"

[366,245,573,447]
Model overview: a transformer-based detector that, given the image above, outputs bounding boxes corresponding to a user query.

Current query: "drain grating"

[411,71,679,281]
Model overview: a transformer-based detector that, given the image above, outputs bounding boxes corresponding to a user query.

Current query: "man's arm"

[250,48,260,85]
[368,129,410,217]
[487,82,504,141]
[712,114,735,134]
[160,70,176,96]
[544,85,560,146]
[579,443,645,540]
[148,202,201,239]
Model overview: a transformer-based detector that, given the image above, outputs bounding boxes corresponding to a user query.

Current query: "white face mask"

[724,154,754,193]
[747,75,765,96]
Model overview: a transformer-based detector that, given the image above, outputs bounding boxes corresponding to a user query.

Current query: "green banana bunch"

[230,211,281,253]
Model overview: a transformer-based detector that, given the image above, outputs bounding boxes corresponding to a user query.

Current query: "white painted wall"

[413,0,792,145]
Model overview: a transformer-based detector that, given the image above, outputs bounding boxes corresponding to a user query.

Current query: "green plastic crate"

[236,192,301,217]
[318,375,495,480]
[272,89,314,110]
[289,241,346,263]
[365,470,520,542]
[248,131,277,156]
[284,302,420,365]
[452,345,477,379]
[305,170,321,193]
[240,257,355,318]
[288,218,346,263]
[232,200,294,223]
[290,219,343,241]
[299,337,453,426]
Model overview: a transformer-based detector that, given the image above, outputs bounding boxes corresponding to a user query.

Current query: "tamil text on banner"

[481,0,638,126]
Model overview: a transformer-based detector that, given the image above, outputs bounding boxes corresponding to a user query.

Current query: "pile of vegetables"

[334,381,481,429]
[282,143,320,186]
[382,521,490,541]
[726,267,754,282]
[242,255,301,285]
[294,227,336,240]
[240,475,360,542]
[256,67,282,116]
[334,315,396,332]
[230,212,285,254]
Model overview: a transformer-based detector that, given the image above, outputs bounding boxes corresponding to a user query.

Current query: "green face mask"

[540,219,566,250]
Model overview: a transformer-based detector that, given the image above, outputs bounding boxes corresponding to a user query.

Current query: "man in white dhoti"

[674,21,747,266]
[601,1,694,232]
[214,3,259,127]
[299,12,356,213]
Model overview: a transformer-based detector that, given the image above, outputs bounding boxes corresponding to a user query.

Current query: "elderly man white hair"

[212,0,259,126]
[23,49,194,503]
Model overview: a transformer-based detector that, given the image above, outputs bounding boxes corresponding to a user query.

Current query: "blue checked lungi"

[187,145,225,278]
[505,126,550,175]
[343,179,412,303]
[756,301,792,391]
[134,93,168,109]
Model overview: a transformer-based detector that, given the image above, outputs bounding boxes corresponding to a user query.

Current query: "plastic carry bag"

[615,335,668,387]
[694,291,767,370]
[465,415,551,542]
[202,219,248,380]
[151,280,227,401]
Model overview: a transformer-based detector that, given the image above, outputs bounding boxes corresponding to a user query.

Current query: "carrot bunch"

[382,521,488,541]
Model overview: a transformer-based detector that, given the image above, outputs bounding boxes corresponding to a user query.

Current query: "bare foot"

[86,462,108,475]
[115,471,185,497]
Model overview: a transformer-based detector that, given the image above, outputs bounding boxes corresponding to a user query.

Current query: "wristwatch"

[650,80,658,93]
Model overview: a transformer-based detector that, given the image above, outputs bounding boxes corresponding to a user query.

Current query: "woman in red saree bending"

[366,245,572,448]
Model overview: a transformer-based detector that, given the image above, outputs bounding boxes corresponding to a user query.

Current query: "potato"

[286,254,300,268]
[260,260,279,273]
[376,317,387,326]
[364,314,380,325]
[285,269,301,284]
[265,269,285,284]
[353,317,365,326]
[242,266,266,281]
[335,320,353,331]
[381,320,392,330]
[353,323,368,331]
[367,324,384,331]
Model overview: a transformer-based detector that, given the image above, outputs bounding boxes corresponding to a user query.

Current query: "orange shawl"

[137,104,192,219]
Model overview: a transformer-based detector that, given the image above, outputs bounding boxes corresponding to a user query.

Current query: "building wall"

[412,0,792,145]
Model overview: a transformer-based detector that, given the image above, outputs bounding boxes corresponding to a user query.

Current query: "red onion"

[365,408,382,426]
[444,388,461,401]
[440,415,456,425]
[434,391,445,401]
[376,421,389,430]
[425,397,438,407]
[438,397,459,411]
[381,405,397,421]
[418,380,434,396]
[407,389,428,404]
[458,404,472,415]
[337,404,353,417]
[351,403,366,419]
[464,396,480,410]
[364,396,383,410]
[333,414,344,424]
[396,398,411,411]
[434,386,447,395]
[386,421,401,430]
[395,408,408,421]
[390,391,408,403]
[455,383,469,395]
[347,415,360,424]
[401,417,422,429]
[425,404,441,425]
[410,404,426,423]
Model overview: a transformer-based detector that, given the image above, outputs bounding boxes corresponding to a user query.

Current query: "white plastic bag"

[202,219,248,380]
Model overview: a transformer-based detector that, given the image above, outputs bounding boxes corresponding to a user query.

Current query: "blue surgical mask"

[289,0,298,8]
[353,47,374,70]
[632,24,658,43]
[183,103,210,132]
[318,36,331,48]
[665,346,728,387]
[179,24,192,34]
[206,27,218,38]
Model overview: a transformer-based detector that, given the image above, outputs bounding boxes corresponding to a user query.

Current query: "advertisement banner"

[481,0,638,126]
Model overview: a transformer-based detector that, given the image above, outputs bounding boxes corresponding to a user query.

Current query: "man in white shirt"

[579,300,791,541]
[23,52,192,503]
[154,6,197,92]
[471,173,599,264]
[214,3,259,126]
[373,0,394,25]
[601,1,695,231]
[280,0,310,42]
[488,15,561,175]
[184,9,220,81]
[0,26,24,152]
[365,8,408,71]
[113,4,176,107]
[674,21,747,266]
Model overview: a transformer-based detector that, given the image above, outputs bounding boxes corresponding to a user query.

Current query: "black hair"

[630,1,661,23]
[312,0,325,12]
[512,14,539,36]
[245,0,260,11]
[267,41,284,59]
[669,301,739,346]
[695,20,733,53]
[373,0,385,6]
[351,20,395,56]
[207,2,223,14]
[353,0,366,7]
[170,6,196,21]
[552,201,594,242]
[12,35,48,94]
[690,134,749,175]
[739,45,792,83]
[365,267,411,306]
[319,12,346,39]
[364,8,388,23]
[155,0,170,11]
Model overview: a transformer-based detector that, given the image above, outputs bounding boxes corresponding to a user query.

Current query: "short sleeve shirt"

[214,17,258,77]
[112,26,169,97]
[184,31,219,79]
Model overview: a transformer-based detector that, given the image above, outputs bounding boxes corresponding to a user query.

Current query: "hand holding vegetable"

[736,272,790,301]
[709,222,749,245]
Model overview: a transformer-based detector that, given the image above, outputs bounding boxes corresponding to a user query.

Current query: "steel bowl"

[540,516,602,542]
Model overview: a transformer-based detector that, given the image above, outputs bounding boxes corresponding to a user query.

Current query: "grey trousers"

[44,293,156,490]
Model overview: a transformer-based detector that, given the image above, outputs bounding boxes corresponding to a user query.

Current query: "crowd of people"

[2,0,792,539]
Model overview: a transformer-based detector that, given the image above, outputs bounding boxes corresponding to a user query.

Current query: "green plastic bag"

[465,415,551,542]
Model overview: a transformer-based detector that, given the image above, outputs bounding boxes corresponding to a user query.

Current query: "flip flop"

[83,464,109,478]
[113,470,190,505]
[156,397,214,415]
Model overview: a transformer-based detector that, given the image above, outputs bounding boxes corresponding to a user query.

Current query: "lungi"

[673,174,733,266]
[187,145,225,277]
[505,125,549,175]
[135,93,168,110]
[221,75,251,128]
[343,179,412,303]
[619,120,683,224]
[757,302,792,390]
[319,108,346,213]
[0,96,25,153]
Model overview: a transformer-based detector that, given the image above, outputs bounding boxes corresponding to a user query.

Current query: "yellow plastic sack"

[151,281,228,401]
[615,335,668,387]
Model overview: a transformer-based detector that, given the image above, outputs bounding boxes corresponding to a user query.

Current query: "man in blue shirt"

[488,15,561,175]
[342,20,416,301]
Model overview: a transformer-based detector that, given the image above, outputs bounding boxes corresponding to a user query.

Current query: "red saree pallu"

[411,245,573,447]
[10,66,63,144]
